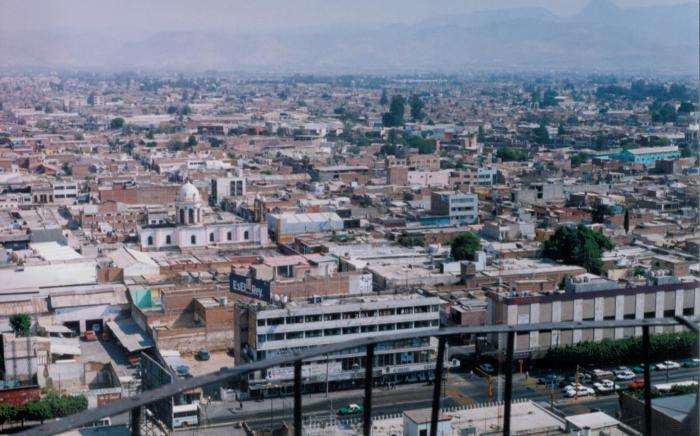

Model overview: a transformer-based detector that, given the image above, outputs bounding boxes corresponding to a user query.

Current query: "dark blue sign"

[229,273,271,302]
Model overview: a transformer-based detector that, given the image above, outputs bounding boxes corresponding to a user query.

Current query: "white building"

[138,182,267,250]
[244,293,443,395]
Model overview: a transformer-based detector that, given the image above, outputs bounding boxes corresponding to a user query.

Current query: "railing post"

[430,336,447,436]
[642,325,652,436]
[294,360,302,436]
[363,343,375,436]
[503,330,515,436]
[130,406,141,436]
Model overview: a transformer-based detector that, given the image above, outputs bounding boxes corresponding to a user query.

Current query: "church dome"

[176,182,202,204]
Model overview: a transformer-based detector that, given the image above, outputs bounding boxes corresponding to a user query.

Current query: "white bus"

[173,403,199,428]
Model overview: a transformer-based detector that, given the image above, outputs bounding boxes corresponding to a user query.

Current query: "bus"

[173,403,199,428]
[82,417,111,428]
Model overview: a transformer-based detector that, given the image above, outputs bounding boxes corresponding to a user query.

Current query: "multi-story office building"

[240,293,443,395]
[430,191,479,225]
[487,275,699,356]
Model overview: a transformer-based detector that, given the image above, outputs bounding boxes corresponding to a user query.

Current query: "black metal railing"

[18,316,700,436]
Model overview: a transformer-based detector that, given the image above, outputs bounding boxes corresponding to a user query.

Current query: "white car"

[663,360,681,370]
[656,361,680,370]
[613,366,631,375]
[564,386,594,398]
[615,370,636,381]
[593,379,620,393]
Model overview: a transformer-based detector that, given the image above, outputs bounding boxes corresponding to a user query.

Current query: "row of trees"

[544,331,697,369]
[381,94,426,127]
[0,392,88,428]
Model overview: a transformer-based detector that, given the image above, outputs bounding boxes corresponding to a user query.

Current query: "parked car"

[593,379,620,393]
[564,386,594,398]
[478,363,495,374]
[656,361,680,370]
[681,358,699,368]
[592,369,615,380]
[196,349,210,361]
[615,370,636,381]
[338,404,363,415]
[628,379,645,390]
[613,366,631,375]
[538,374,562,385]
[83,330,97,341]
[632,364,655,374]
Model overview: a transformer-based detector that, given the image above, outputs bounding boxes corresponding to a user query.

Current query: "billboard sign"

[229,273,271,302]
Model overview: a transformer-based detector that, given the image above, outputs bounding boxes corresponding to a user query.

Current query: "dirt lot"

[182,351,235,376]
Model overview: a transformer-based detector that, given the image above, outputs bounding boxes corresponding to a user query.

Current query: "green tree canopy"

[541,225,613,274]
[496,147,527,162]
[9,313,30,337]
[379,89,388,106]
[451,232,481,261]
[408,94,425,121]
[382,95,405,127]
[109,117,124,130]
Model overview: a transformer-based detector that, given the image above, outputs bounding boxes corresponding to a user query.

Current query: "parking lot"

[182,351,236,377]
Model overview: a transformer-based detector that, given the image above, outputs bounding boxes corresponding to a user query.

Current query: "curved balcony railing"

[18,316,699,436]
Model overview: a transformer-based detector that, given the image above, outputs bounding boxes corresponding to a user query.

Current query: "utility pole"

[575,365,580,401]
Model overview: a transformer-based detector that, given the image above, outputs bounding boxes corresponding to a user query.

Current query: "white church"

[138,182,267,250]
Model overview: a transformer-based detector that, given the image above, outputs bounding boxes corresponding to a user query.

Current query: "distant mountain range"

[0,0,696,74]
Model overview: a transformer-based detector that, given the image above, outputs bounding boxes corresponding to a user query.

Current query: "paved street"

[179,366,699,433]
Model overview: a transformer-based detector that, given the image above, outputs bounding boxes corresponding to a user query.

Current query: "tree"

[678,101,695,113]
[379,89,388,106]
[0,403,17,428]
[409,94,425,121]
[405,135,435,155]
[541,225,613,274]
[382,95,405,127]
[451,232,481,261]
[187,134,197,148]
[496,147,527,162]
[109,117,125,130]
[623,208,630,234]
[533,123,549,145]
[9,314,30,337]
[167,105,178,114]
[477,125,486,142]
[24,400,51,424]
[570,152,590,168]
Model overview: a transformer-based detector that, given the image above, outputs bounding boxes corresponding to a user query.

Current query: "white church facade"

[139,182,267,250]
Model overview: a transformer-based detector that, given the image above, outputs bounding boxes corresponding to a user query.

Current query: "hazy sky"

[0,0,690,33]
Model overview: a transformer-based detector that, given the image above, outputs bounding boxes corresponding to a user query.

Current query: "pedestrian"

[239,400,243,409]
[525,371,529,380]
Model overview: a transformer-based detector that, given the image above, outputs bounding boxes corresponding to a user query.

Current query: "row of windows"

[257,320,439,343]
[146,230,250,246]
[257,305,439,326]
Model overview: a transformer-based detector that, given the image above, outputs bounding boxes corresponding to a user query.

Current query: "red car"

[83,330,97,341]
[628,379,645,390]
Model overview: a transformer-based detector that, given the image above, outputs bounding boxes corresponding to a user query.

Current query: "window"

[324,328,340,336]
[663,309,675,317]
[683,307,694,316]
[147,236,153,246]
[644,311,656,319]
[190,235,196,244]
[243,230,249,240]
[257,319,266,327]
[166,235,171,245]
[227,231,232,241]
[286,316,304,324]
[267,318,284,326]
[305,315,321,322]
[624,313,636,320]
[209,233,214,242]
[603,315,615,321]
[342,327,359,334]
[286,332,303,340]
[305,330,322,338]
[188,208,194,223]
[324,313,341,321]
